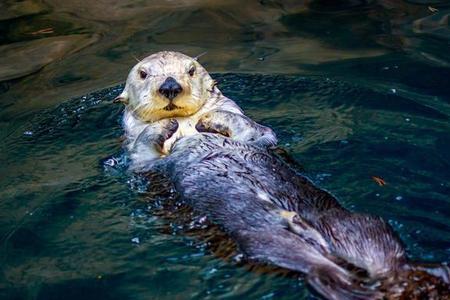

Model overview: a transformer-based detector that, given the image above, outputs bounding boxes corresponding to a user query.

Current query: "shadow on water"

[0,0,449,299]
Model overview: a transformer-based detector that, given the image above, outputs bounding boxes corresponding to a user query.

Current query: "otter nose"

[158,77,182,101]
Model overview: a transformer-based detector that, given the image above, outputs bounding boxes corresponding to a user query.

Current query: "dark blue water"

[1,72,449,299]
[1,1,450,299]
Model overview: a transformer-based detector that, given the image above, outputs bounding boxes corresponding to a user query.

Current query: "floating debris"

[372,176,386,186]
[428,6,439,13]
[131,237,140,244]
[28,27,54,35]
[103,158,117,167]
[232,253,244,263]
[316,173,332,182]
[262,292,275,300]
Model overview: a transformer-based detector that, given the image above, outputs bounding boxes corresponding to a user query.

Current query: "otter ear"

[113,90,129,105]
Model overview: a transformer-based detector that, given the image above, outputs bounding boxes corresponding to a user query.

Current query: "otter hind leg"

[313,210,407,279]
[234,226,381,300]
[278,209,330,253]
[276,210,386,299]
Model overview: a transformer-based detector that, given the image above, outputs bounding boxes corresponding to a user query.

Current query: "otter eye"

[139,70,147,80]
[188,66,196,77]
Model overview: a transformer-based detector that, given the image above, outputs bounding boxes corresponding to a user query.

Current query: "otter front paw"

[195,113,231,137]
[128,119,178,169]
[196,110,277,148]
[154,118,179,154]
[133,118,178,155]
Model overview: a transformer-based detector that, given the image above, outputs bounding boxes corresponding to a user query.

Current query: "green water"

[1,1,450,299]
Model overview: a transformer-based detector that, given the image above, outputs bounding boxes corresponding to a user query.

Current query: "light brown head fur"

[116,51,216,122]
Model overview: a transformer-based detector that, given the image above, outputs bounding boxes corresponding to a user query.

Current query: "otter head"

[115,51,216,122]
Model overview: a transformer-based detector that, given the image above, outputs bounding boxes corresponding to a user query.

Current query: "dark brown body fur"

[145,131,450,300]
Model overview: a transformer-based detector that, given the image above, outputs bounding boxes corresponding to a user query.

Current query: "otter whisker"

[189,92,201,99]
[131,53,141,63]
[143,107,158,119]
[129,102,148,115]
[194,51,207,61]
[129,102,160,122]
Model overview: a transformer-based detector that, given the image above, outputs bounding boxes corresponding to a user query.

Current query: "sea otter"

[115,52,450,299]
[114,51,276,169]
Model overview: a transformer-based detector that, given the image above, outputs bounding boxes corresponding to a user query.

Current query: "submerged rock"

[0,34,98,82]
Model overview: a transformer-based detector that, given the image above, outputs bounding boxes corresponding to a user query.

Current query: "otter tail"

[306,259,450,299]
[380,262,450,299]
[410,262,450,283]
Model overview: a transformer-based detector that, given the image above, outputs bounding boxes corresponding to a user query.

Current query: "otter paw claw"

[161,118,179,136]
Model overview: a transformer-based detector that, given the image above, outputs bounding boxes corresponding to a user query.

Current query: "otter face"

[116,51,216,122]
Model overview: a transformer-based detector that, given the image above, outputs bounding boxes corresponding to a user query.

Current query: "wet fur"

[148,133,450,299]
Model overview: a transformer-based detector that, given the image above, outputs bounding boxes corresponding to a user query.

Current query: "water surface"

[0,1,449,299]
